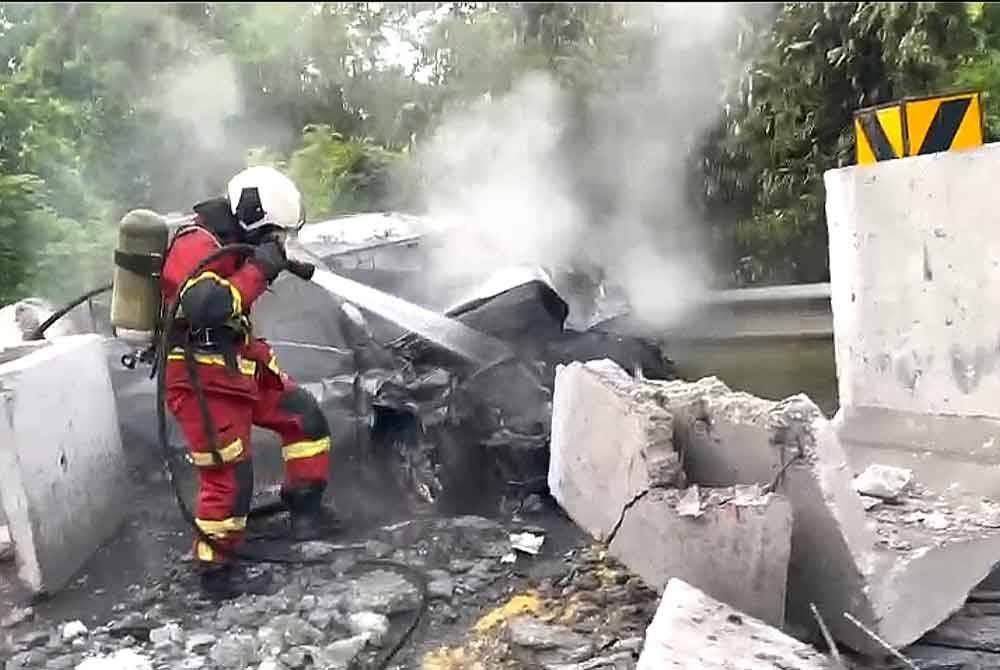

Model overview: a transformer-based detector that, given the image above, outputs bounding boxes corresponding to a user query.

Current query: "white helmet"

[227,166,305,234]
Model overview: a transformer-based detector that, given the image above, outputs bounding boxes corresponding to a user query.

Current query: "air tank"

[110,209,169,344]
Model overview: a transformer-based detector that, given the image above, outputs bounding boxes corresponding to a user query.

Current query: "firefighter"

[161,166,335,599]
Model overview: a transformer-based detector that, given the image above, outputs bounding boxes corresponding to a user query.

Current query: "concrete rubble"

[636,578,834,670]
[852,464,913,501]
[549,359,792,627]
[548,359,685,540]
[548,358,1000,657]
[0,515,661,670]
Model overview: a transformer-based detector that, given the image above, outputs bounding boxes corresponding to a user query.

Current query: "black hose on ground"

[155,243,428,669]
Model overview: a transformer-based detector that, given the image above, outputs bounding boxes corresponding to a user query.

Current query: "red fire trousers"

[165,343,331,564]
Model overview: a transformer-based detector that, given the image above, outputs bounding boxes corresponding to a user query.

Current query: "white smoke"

[417,3,749,332]
[421,73,583,273]
[157,53,243,152]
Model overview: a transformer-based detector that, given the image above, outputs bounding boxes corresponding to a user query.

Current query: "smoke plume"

[417,3,751,332]
[157,54,244,155]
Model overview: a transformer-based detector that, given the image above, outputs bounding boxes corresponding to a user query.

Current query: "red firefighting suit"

[161,222,331,565]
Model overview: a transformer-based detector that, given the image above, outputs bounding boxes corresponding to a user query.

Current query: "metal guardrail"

[706,282,831,306]
[669,282,833,343]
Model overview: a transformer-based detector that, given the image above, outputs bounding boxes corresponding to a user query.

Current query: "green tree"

[700,2,976,285]
[282,124,406,218]
[953,2,1000,140]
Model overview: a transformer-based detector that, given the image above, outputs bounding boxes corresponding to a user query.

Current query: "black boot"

[198,562,274,601]
[280,483,342,541]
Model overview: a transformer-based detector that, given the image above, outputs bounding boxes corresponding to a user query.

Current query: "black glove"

[251,236,288,282]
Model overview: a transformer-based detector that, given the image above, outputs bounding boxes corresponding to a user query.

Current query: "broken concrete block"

[608,485,792,627]
[549,361,792,626]
[655,376,1000,655]
[656,375,786,487]
[636,578,834,669]
[0,334,130,595]
[548,359,684,541]
[852,464,913,501]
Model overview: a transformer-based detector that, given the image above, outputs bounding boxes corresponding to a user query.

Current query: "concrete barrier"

[0,334,129,594]
[825,143,1000,495]
[826,142,1000,418]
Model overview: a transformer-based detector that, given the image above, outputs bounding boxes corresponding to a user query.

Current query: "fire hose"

[26,283,113,342]
[29,247,429,670]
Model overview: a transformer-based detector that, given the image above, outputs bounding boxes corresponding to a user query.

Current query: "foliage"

[3,1,1000,306]
[954,3,1000,140]
[0,174,51,304]
[700,2,977,285]
[285,124,406,218]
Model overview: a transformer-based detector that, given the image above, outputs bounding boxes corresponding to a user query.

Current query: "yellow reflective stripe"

[195,516,247,537]
[267,354,281,376]
[179,271,243,317]
[189,438,245,467]
[282,437,331,461]
[196,540,215,562]
[167,350,257,376]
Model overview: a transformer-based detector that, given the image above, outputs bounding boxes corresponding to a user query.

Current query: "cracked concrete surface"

[549,360,1000,656]
[548,359,684,542]
[607,486,791,626]
[658,375,1000,655]
[549,360,792,627]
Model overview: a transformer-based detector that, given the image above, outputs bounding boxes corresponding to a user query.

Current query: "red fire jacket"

[160,222,272,400]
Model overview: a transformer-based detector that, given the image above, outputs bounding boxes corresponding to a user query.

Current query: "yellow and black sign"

[854,91,984,165]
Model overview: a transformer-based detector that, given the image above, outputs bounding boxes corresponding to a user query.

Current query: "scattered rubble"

[548,360,1000,657]
[75,649,154,670]
[1,607,34,629]
[1,513,663,670]
[506,616,595,666]
[422,542,660,669]
[852,465,914,501]
[60,620,88,642]
[510,532,545,556]
[636,578,834,669]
